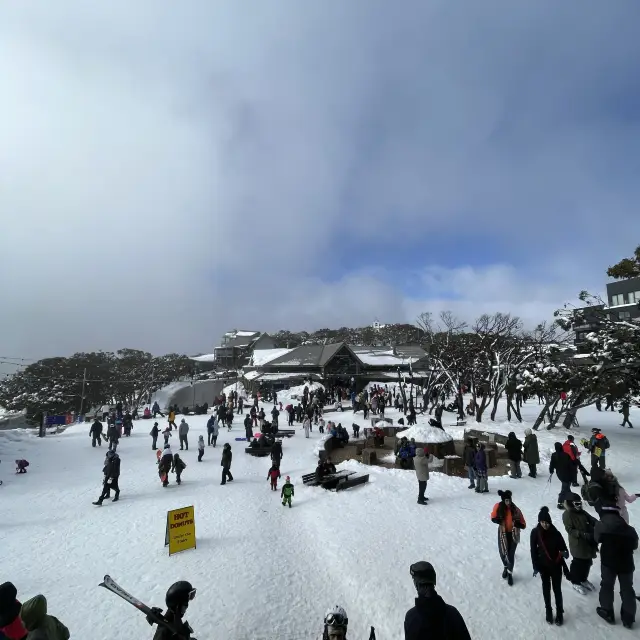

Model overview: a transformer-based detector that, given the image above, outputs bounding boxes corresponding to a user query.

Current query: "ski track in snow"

[1,400,640,639]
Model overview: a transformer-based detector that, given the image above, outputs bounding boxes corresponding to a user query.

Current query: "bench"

[275,430,295,438]
[302,470,353,486]
[245,446,273,457]
[335,473,369,491]
[448,420,467,427]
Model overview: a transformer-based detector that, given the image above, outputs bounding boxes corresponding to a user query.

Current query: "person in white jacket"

[303,417,311,438]
[414,448,432,505]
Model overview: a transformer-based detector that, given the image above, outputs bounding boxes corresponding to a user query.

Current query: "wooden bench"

[245,446,273,457]
[335,473,369,491]
[275,430,295,438]
[302,470,353,487]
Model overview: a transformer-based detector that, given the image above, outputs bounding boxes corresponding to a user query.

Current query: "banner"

[165,506,196,556]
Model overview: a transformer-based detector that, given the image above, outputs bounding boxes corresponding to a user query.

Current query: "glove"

[533,571,538,578]
[562,550,569,559]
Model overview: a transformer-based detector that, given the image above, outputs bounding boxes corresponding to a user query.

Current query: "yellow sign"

[165,506,196,556]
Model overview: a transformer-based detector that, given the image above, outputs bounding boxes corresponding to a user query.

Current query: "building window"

[619,311,631,321]
[630,291,640,304]
[611,293,625,306]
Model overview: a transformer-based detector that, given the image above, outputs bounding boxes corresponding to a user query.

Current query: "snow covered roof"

[249,348,293,367]
[263,343,345,367]
[190,353,216,363]
[395,425,453,443]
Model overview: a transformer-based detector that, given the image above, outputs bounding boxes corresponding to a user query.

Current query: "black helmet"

[165,581,196,610]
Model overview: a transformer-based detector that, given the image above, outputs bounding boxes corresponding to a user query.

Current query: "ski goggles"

[324,613,348,628]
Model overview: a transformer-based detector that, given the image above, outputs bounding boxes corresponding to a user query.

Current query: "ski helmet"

[324,605,348,629]
[165,581,196,610]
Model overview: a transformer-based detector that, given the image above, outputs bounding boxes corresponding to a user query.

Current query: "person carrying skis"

[93,449,121,505]
[150,422,160,450]
[530,506,569,626]
[146,581,197,640]
[221,443,233,485]
[491,489,526,585]
[267,464,281,491]
[281,475,294,507]
[197,435,205,462]
[562,492,598,595]
[90,418,103,447]
[404,562,471,640]
[172,453,186,485]
[178,419,189,450]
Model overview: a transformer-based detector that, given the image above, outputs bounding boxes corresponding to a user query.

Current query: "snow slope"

[1,400,639,639]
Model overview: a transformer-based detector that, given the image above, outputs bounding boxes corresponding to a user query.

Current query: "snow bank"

[278,381,325,406]
[223,380,248,398]
[396,425,453,443]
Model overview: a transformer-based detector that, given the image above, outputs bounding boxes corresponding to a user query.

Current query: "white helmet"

[324,605,348,628]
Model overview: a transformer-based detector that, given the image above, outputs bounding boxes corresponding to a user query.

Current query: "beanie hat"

[498,489,512,501]
[538,506,552,524]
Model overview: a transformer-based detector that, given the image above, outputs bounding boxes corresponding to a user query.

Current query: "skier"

[491,490,526,585]
[18,594,70,640]
[197,435,205,462]
[549,442,574,510]
[404,562,471,640]
[281,475,294,507]
[530,506,569,626]
[146,581,197,640]
[322,606,349,640]
[562,493,598,595]
[267,464,281,491]
[178,419,189,450]
[523,428,539,478]
[172,453,186,485]
[221,443,233,485]
[90,418,103,447]
[595,503,638,627]
[93,450,121,505]
[150,422,160,450]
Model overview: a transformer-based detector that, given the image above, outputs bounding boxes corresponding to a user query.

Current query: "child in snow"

[15,460,29,474]
[197,435,205,462]
[267,465,281,491]
[162,426,172,446]
[173,453,187,485]
[605,470,639,524]
[281,475,294,507]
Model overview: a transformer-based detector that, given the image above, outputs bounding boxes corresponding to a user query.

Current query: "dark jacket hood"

[554,442,563,453]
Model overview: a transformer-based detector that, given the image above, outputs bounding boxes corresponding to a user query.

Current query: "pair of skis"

[99,575,195,639]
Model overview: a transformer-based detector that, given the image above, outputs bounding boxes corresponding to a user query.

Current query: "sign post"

[165,506,196,556]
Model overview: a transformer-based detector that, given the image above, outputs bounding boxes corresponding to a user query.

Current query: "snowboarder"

[178,419,189,450]
[146,581,197,640]
[90,418,103,447]
[281,475,294,507]
[530,506,569,626]
[595,503,638,628]
[172,453,186,485]
[562,492,598,595]
[18,594,70,640]
[150,422,160,450]
[267,465,281,491]
[221,443,233,485]
[404,562,471,640]
[491,490,526,585]
[197,435,205,462]
[93,450,121,505]
[549,442,574,509]
[413,448,430,505]
[523,428,539,478]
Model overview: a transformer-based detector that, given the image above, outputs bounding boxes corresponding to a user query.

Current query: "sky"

[1,0,639,367]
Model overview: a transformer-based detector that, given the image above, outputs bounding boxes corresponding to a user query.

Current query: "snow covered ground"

[1,399,639,639]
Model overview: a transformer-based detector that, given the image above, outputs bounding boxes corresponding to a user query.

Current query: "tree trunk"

[533,398,558,431]
[489,389,503,421]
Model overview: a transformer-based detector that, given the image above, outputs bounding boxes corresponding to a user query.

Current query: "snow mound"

[223,380,248,398]
[396,425,453,443]
[278,382,325,406]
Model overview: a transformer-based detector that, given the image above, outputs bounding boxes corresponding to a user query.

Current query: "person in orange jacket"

[491,490,527,586]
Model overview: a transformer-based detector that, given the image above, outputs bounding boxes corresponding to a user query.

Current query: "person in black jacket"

[93,450,121,505]
[595,505,638,628]
[463,439,476,489]
[404,561,470,640]
[90,419,103,447]
[147,581,197,640]
[549,442,574,510]
[530,506,569,626]
[505,432,523,478]
[150,422,160,450]
[221,443,233,485]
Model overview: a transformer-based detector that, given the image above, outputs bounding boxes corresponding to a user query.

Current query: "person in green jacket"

[19,594,70,640]
[281,476,294,508]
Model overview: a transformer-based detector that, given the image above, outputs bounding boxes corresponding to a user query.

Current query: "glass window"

[630,291,640,304]
[611,293,625,306]
[619,311,631,321]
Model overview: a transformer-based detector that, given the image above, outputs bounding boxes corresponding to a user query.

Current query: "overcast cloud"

[1,0,639,366]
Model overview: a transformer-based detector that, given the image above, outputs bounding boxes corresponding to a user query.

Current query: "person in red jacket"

[0,581,28,640]
[562,435,581,487]
[491,490,527,586]
[267,464,281,491]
